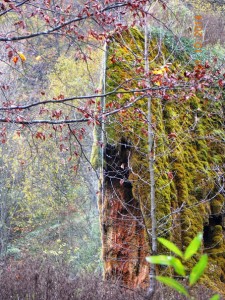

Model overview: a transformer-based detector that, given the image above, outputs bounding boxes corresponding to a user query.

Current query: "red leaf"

[218,79,224,88]
[16,116,24,122]
[167,171,174,180]
[168,132,177,139]
[205,61,210,69]
[8,50,13,60]
[9,3,17,10]
[12,56,19,64]
[52,109,62,119]
[1,85,9,90]
[0,3,6,10]
[57,94,64,100]
[163,94,170,101]
[14,20,25,29]
[110,55,116,64]
[65,4,71,13]
[44,15,50,23]
[44,0,51,7]
[35,132,45,140]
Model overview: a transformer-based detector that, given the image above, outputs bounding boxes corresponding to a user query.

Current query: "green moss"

[189,96,199,110]
[212,225,224,248]
[94,27,225,293]
[90,122,102,169]
[211,195,224,215]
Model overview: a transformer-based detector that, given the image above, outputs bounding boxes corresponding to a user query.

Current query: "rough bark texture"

[100,139,149,288]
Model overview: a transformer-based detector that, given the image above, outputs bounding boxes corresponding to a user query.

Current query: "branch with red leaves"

[0,0,29,17]
[0,76,222,113]
[0,84,195,112]
[0,0,149,42]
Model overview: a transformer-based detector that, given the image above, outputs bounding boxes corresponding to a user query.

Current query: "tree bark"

[99,139,149,288]
[144,16,157,298]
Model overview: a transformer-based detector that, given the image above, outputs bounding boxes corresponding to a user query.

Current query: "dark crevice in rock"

[203,214,224,249]
[104,137,132,185]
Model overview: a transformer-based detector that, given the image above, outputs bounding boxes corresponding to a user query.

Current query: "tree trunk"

[99,139,150,288]
[144,14,157,298]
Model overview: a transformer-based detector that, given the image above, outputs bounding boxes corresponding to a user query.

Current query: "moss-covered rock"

[93,27,225,293]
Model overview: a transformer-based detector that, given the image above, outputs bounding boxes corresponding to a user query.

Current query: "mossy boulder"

[93,27,225,293]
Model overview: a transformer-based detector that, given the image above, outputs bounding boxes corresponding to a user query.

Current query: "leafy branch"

[146,233,220,300]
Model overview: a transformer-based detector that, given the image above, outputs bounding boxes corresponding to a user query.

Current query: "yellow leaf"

[155,81,161,86]
[152,69,163,75]
[152,66,169,75]
[18,52,26,62]
[164,66,170,72]
[36,55,42,61]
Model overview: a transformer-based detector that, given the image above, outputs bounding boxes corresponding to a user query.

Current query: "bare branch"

[0,84,210,112]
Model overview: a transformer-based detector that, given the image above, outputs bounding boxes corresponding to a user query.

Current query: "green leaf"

[146,255,173,266]
[158,237,183,258]
[209,294,220,300]
[170,257,186,276]
[156,276,189,297]
[146,256,185,276]
[184,232,203,260]
[189,254,208,286]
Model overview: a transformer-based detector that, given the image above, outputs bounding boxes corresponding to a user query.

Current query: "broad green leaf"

[158,237,183,258]
[156,276,189,297]
[170,257,186,276]
[209,294,220,300]
[184,232,203,260]
[146,256,185,276]
[189,254,208,286]
[146,255,173,266]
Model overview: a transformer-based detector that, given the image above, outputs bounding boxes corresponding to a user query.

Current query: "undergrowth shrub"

[0,256,143,300]
[0,256,221,300]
